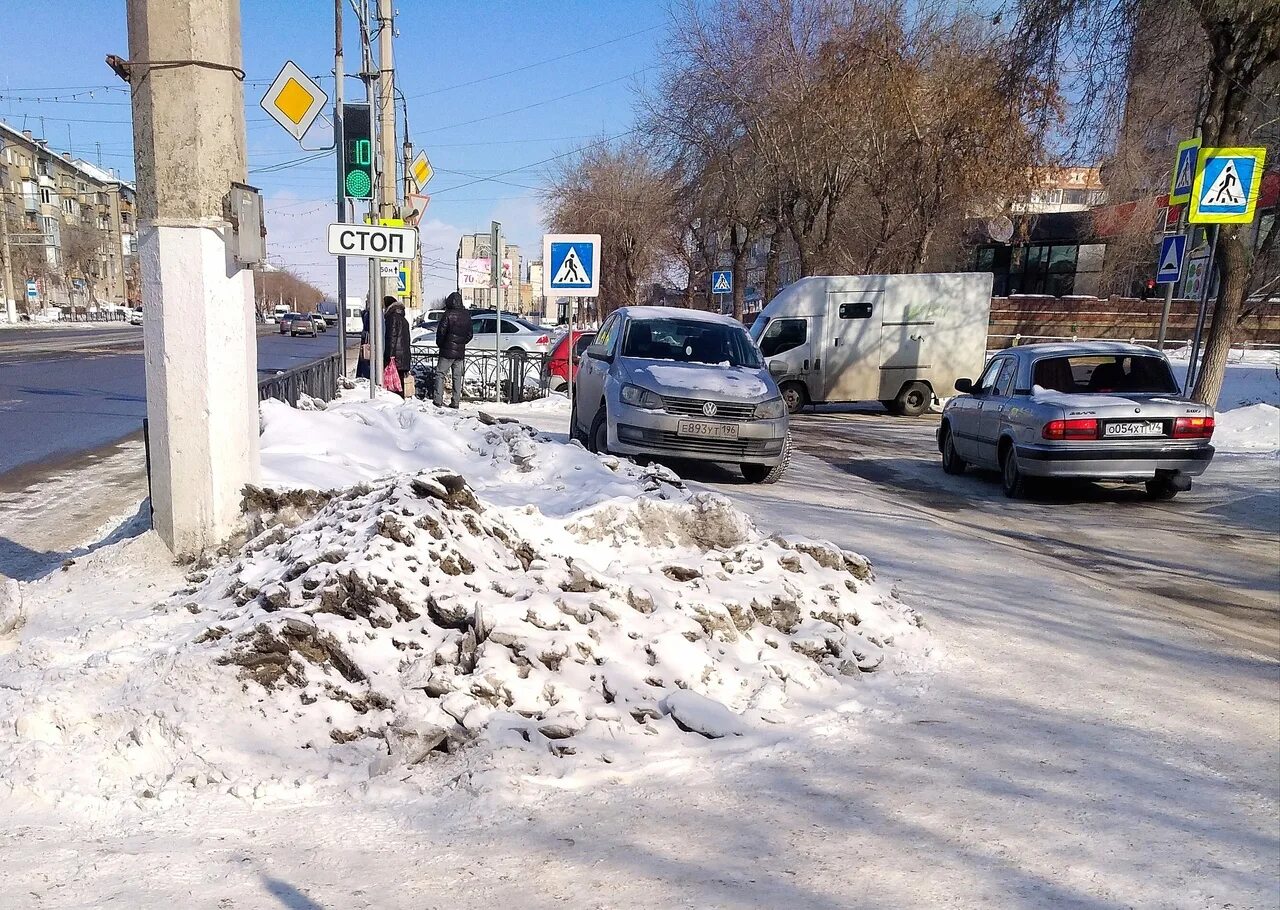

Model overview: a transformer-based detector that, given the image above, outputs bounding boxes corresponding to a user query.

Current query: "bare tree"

[1007,0,1280,405]
[60,223,104,304]
[542,139,672,318]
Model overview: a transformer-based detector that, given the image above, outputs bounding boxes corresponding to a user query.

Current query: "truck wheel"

[940,426,967,475]
[780,382,807,415]
[589,407,610,455]
[894,381,932,417]
[742,433,791,484]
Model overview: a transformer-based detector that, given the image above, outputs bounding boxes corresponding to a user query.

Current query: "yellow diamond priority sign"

[410,150,434,190]
[261,61,328,142]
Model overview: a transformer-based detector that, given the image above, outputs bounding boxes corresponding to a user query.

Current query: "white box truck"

[749,272,993,416]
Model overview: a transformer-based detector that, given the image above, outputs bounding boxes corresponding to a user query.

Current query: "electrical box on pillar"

[224,182,265,268]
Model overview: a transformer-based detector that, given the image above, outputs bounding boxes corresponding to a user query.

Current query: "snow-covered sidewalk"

[1,386,1276,909]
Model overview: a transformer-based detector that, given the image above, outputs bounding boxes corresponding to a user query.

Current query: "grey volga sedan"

[938,342,1215,499]
[571,306,791,483]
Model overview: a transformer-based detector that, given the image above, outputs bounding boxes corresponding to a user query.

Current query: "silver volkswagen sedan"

[938,342,1215,499]
[571,307,791,483]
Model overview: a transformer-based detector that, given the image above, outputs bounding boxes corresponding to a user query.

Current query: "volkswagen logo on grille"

[702,401,718,417]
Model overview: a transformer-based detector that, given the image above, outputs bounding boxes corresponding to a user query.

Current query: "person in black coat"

[433,291,472,407]
[383,296,412,397]
[355,306,371,380]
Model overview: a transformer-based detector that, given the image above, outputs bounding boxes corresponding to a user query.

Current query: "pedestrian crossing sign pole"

[1188,147,1266,224]
[711,270,732,311]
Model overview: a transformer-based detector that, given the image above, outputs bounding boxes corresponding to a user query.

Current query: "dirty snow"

[0,393,926,827]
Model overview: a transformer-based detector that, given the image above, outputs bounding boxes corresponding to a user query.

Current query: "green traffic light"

[346,170,371,198]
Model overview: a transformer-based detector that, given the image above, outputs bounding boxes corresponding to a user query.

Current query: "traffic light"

[342,103,373,199]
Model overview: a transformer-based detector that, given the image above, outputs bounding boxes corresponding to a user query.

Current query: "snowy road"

[748,408,1279,653]
[0,324,354,477]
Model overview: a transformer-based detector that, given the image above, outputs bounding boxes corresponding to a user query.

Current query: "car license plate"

[1103,420,1164,438]
[677,419,739,439]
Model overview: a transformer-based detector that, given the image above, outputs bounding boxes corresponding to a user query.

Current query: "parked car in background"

[543,329,596,391]
[938,342,1215,500]
[572,307,791,484]
[311,314,327,333]
[128,307,143,326]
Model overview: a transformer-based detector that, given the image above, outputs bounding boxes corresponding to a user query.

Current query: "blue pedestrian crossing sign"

[542,233,601,297]
[396,262,410,299]
[1168,138,1200,205]
[711,270,732,294]
[1156,234,1186,284]
[1189,147,1266,224]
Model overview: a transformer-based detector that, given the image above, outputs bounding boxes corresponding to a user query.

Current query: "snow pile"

[1164,347,1280,454]
[1213,403,1279,455]
[0,397,926,815]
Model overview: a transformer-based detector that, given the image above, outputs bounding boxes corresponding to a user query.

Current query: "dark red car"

[544,329,597,392]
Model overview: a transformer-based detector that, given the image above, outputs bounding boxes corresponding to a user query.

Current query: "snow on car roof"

[618,306,745,328]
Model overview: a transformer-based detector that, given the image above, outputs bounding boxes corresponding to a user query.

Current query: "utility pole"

[358,0,381,395]
[333,0,348,374]
[124,0,259,556]
[374,0,398,383]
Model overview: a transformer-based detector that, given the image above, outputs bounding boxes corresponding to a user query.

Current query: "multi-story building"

[0,120,138,313]
[455,231,521,313]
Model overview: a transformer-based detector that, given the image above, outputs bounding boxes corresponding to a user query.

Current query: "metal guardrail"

[991,333,1280,350]
[258,352,340,406]
[409,345,553,403]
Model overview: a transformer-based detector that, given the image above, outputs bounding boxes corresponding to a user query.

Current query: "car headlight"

[620,383,663,409]
[754,397,786,419]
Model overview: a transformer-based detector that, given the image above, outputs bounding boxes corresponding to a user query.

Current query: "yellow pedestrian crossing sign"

[1189,147,1266,224]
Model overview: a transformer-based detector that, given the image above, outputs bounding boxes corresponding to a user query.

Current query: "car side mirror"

[768,360,787,376]
[954,378,974,394]
[585,345,611,363]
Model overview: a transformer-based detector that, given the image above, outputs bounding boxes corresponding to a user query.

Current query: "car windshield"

[749,315,768,342]
[1032,354,1179,394]
[621,317,763,368]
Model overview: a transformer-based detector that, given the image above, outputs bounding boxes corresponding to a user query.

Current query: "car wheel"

[894,381,932,417]
[1145,478,1180,500]
[569,398,588,445]
[742,433,792,484]
[780,382,807,415]
[941,426,967,475]
[1000,443,1029,498]
[589,406,609,455]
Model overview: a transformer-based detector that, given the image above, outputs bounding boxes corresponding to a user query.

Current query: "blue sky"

[0,1,669,301]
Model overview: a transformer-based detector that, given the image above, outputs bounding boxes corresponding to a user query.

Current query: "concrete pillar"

[126,0,259,557]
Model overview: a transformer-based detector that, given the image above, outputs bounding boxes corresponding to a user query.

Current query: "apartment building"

[0,121,138,313]
[455,231,522,313]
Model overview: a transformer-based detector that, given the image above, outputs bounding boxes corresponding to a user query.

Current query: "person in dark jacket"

[355,306,371,380]
[382,296,412,397]
[434,291,472,408]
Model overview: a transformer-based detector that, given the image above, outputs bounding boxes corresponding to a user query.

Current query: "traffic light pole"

[333,0,348,375]
[359,0,380,398]
[376,0,398,390]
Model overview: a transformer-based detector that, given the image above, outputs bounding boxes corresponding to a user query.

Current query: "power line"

[403,25,660,100]
[422,68,656,133]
